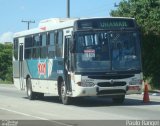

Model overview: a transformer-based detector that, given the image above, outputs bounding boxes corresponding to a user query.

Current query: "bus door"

[19,38,25,90]
[64,36,72,92]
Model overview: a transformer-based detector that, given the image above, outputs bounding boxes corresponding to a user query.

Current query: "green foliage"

[110,0,160,88]
[142,34,160,88]
[111,0,160,35]
[0,43,13,82]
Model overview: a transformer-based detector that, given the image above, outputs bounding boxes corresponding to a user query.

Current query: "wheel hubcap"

[27,85,31,96]
[61,82,66,99]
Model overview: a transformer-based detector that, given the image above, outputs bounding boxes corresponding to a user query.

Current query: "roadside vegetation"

[0,43,12,84]
[110,0,160,89]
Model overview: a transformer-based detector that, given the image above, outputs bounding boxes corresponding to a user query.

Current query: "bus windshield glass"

[75,31,141,72]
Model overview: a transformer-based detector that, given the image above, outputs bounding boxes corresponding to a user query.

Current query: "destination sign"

[75,18,135,30]
[99,21,128,28]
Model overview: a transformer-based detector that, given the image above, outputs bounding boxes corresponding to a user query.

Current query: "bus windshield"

[75,31,141,73]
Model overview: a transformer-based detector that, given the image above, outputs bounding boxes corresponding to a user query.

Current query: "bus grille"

[97,82,126,87]
[97,89,126,95]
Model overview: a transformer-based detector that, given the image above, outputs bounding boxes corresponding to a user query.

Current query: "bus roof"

[13,17,135,38]
[14,18,78,38]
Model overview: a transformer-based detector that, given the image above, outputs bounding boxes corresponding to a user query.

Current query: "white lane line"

[0,107,73,126]
[0,107,48,120]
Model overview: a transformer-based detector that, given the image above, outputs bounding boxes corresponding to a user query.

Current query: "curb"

[152,93,160,96]
[0,84,14,87]
[141,92,160,96]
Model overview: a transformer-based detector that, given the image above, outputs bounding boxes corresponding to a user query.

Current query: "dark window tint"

[19,45,23,61]
[48,46,55,58]
[58,31,63,45]
[13,38,18,60]
[25,49,32,59]
[40,47,47,58]
[32,48,40,58]
[49,32,55,45]
[25,36,33,48]
[56,31,63,57]
[41,34,47,46]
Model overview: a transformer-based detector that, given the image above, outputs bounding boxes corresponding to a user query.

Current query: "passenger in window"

[100,41,109,60]
[112,43,123,61]
[122,41,136,60]
[122,41,131,55]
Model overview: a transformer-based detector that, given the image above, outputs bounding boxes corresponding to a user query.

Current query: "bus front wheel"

[26,78,36,100]
[60,81,71,105]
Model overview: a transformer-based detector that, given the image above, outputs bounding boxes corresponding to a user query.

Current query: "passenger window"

[40,47,47,58]
[49,32,55,46]
[25,49,32,59]
[33,35,40,47]
[32,48,40,58]
[25,36,33,48]
[56,31,63,57]
[13,38,18,60]
[48,46,55,58]
[47,32,55,58]
[41,34,47,46]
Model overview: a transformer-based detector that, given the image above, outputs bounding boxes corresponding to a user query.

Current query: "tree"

[0,43,13,82]
[110,0,160,88]
[111,0,160,35]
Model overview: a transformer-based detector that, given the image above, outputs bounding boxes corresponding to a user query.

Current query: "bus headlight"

[129,78,142,85]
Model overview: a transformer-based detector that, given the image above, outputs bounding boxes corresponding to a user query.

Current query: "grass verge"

[0,80,13,84]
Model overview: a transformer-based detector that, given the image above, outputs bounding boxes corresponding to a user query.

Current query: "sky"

[0,0,121,43]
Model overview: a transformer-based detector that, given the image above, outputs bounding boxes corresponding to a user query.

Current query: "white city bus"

[13,17,143,104]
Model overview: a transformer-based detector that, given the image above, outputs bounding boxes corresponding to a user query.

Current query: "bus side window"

[32,35,40,58]
[56,30,63,57]
[25,36,33,48]
[32,48,40,59]
[33,35,40,47]
[48,31,55,58]
[13,38,18,60]
[41,34,47,46]
[40,33,47,58]
[25,36,33,59]
[25,49,32,59]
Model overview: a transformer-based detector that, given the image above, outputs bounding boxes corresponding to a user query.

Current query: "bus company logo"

[38,62,46,75]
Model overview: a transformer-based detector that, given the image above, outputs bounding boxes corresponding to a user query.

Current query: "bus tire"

[60,81,71,105]
[26,78,36,100]
[112,95,125,104]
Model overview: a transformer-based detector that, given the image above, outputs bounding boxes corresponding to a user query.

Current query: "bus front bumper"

[72,86,127,97]
[72,85,142,97]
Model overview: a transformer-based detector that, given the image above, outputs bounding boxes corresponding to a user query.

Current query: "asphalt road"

[0,84,160,126]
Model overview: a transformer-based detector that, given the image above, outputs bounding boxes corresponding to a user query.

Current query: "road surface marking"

[0,107,74,126]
